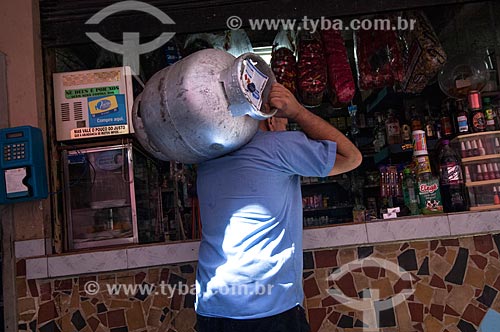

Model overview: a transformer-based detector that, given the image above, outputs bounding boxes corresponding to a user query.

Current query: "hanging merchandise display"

[271,28,297,94]
[354,15,404,91]
[297,29,327,106]
[399,10,447,94]
[321,28,355,105]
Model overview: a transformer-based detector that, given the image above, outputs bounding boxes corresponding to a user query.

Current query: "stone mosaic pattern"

[16,233,500,331]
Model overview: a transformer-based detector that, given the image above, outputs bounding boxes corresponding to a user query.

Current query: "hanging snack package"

[321,28,355,105]
[354,16,404,91]
[399,11,447,94]
[271,28,298,95]
[297,29,327,107]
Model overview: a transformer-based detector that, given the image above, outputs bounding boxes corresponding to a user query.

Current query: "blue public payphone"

[0,126,48,204]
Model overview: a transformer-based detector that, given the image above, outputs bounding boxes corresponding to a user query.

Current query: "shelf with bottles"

[467,183,500,211]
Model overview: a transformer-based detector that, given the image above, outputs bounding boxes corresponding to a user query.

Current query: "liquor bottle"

[385,109,402,145]
[415,155,444,214]
[424,116,436,139]
[483,97,498,131]
[400,123,412,144]
[455,99,470,134]
[373,113,386,152]
[468,90,486,133]
[402,168,420,215]
[410,106,423,132]
[438,140,469,212]
[440,101,454,138]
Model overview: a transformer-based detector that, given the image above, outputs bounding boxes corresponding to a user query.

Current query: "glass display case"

[452,131,500,211]
[61,142,162,250]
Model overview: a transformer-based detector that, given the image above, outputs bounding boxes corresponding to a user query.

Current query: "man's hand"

[267,83,304,121]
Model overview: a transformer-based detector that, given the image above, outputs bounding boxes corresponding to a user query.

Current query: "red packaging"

[354,16,404,91]
[297,30,327,106]
[321,29,355,104]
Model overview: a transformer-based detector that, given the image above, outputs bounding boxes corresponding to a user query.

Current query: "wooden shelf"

[301,180,338,186]
[469,205,500,211]
[303,206,354,212]
[462,154,500,162]
[466,179,500,187]
[453,130,500,140]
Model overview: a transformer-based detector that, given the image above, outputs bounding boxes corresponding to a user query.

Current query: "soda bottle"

[402,168,420,215]
[438,140,469,212]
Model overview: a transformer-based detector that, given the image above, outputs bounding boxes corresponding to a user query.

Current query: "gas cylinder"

[133,49,276,164]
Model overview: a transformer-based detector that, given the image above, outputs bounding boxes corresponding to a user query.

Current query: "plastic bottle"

[402,168,420,215]
[438,140,469,212]
[415,155,444,214]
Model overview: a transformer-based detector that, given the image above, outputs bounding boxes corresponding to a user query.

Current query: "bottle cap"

[472,140,478,149]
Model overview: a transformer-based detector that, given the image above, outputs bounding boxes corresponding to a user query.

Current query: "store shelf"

[465,179,500,187]
[469,205,500,211]
[454,130,500,140]
[301,180,338,186]
[462,154,500,162]
[304,205,354,212]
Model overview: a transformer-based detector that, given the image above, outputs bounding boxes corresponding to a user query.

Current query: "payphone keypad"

[3,143,26,161]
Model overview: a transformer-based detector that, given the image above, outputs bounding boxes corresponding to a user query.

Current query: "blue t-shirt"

[195,130,337,319]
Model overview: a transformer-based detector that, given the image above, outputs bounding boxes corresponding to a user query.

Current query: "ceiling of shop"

[40,0,489,47]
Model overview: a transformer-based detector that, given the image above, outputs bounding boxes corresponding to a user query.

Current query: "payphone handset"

[0,126,48,204]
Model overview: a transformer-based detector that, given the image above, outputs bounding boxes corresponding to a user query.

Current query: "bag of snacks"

[354,15,404,91]
[271,28,297,95]
[321,28,355,105]
[399,11,447,94]
[297,29,327,106]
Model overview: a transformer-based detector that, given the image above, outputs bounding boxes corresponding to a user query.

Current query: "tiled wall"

[16,233,500,332]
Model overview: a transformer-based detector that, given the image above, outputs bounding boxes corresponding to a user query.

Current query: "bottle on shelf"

[455,99,470,135]
[385,109,402,145]
[415,155,444,214]
[400,122,412,144]
[373,112,386,152]
[410,105,423,132]
[440,100,454,138]
[402,167,420,215]
[438,140,469,212]
[468,90,486,133]
[483,97,498,132]
[424,115,436,140]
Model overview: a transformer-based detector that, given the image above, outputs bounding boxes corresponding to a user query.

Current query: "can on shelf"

[412,130,428,156]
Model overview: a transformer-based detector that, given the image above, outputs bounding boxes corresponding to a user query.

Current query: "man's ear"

[258,119,272,131]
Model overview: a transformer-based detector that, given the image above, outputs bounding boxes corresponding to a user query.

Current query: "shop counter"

[24,209,500,279]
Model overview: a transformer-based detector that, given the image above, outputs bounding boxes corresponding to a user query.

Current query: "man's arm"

[268,83,362,176]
